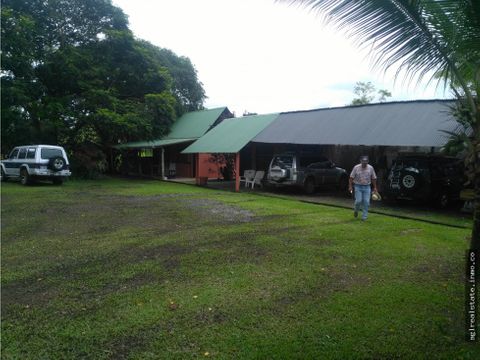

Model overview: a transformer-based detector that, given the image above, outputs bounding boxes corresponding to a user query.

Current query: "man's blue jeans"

[354,184,371,220]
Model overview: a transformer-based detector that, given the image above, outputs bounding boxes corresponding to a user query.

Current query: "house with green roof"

[180,100,459,192]
[115,107,233,178]
[181,113,280,191]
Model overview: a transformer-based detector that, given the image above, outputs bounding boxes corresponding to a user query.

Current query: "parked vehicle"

[1,145,72,185]
[384,153,464,208]
[266,152,348,194]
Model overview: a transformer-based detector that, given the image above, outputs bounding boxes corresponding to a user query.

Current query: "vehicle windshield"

[41,148,63,159]
[9,149,19,159]
[272,156,293,169]
[392,159,427,171]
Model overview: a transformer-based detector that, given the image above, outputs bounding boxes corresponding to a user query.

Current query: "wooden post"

[161,147,166,179]
[235,152,240,192]
[196,153,200,185]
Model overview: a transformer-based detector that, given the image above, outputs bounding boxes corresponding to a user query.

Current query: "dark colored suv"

[266,152,348,194]
[384,154,464,207]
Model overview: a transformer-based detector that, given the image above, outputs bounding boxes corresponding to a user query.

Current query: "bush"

[70,143,108,179]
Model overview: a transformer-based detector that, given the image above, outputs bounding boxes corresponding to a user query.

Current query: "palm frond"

[278,0,479,94]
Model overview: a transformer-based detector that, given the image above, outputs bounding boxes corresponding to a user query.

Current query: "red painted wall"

[197,153,225,179]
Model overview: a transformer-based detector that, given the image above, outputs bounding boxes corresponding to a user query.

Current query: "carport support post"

[161,147,166,180]
[235,152,240,192]
[196,153,201,185]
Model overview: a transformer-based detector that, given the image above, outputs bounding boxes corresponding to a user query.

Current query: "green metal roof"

[114,138,195,150]
[182,113,279,154]
[114,107,228,149]
[166,107,228,139]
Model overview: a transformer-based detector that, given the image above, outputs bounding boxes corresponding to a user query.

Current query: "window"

[26,148,36,159]
[18,148,27,159]
[299,156,328,167]
[272,156,293,169]
[138,148,153,158]
[9,149,19,159]
[41,148,63,159]
[308,161,331,169]
[394,159,427,171]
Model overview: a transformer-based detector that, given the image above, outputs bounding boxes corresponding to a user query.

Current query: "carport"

[181,113,279,192]
[249,100,460,189]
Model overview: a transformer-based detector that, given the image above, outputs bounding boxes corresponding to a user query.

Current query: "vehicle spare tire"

[400,171,421,191]
[48,157,66,172]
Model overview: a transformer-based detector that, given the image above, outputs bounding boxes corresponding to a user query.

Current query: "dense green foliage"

[2,179,476,359]
[1,0,206,175]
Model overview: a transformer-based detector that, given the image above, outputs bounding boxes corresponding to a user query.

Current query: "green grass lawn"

[1,178,478,359]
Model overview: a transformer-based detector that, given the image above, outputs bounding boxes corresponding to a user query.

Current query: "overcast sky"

[112,0,450,116]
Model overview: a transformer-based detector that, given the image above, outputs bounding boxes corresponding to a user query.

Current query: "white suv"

[1,145,72,185]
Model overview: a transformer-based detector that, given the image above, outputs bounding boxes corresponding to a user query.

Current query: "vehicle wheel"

[400,171,421,191]
[48,156,66,172]
[52,178,63,185]
[304,177,316,194]
[436,192,450,209]
[0,167,7,182]
[338,175,348,192]
[20,168,31,185]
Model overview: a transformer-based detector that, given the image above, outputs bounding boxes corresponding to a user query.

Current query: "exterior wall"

[118,148,226,179]
[164,143,194,178]
[197,153,226,179]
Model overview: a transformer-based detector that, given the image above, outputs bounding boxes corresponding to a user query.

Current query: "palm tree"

[279,0,480,249]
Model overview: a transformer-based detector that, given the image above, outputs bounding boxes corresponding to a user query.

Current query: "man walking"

[348,156,378,221]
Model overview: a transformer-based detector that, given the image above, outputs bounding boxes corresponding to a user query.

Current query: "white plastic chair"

[246,170,265,189]
[239,169,255,187]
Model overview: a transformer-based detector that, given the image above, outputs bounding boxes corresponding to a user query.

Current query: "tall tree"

[1,0,206,176]
[141,43,206,112]
[280,0,480,249]
[1,0,131,153]
[351,81,392,105]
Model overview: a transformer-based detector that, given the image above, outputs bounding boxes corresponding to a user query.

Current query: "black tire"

[338,175,348,192]
[304,177,316,194]
[0,167,7,182]
[400,171,421,192]
[48,157,66,172]
[20,168,31,185]
[435,191,450,209]
[52,178,64,185]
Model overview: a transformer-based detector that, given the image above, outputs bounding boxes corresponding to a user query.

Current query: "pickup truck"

[265,152,348,194]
